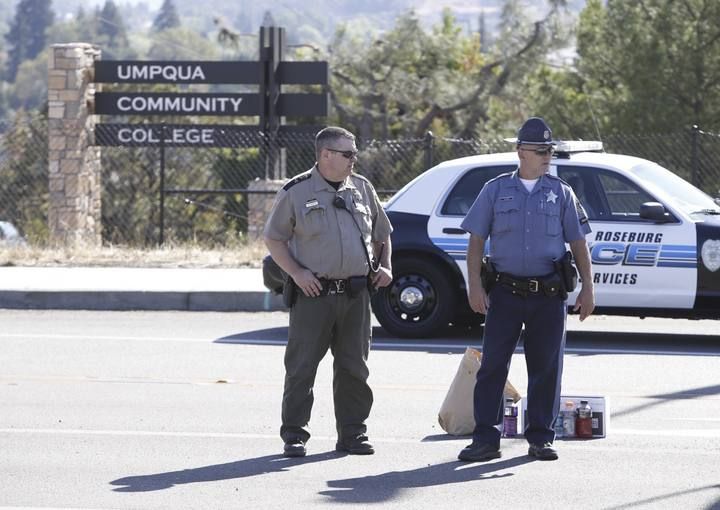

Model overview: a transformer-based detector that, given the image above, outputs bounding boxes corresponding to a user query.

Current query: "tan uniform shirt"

[264,165,393,279]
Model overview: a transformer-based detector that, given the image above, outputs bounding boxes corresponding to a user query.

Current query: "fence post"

[690,124,701,188]
[159,125,166,246]
[424,131,435,169]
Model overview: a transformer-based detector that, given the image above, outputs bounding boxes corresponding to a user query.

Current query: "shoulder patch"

[283,173,311,191]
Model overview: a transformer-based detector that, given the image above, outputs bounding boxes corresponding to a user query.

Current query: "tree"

[147,28,218,60]
[536,0,720,137]
[152,0,181,33]
[97,0,128,49]
[327,2,570,140]
[4,0,54,81]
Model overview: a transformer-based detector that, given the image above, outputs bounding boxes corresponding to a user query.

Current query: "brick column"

[247,178,284,240]
[47,43,102,246]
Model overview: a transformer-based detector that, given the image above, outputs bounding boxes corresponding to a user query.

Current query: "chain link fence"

[2,113,720,247]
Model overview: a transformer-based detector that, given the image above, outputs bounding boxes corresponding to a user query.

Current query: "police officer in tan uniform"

[264,126,393,458]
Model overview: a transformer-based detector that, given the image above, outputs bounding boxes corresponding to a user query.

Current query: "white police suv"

[371,141,720,337]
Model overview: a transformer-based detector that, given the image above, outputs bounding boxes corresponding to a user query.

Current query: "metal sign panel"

[95,92,329,117]
[277,93,329,116]
[94,124,324,147]
[94,60,328,85]
[94,92,262,116]
[94,61,263,84]
[277,62,328,85]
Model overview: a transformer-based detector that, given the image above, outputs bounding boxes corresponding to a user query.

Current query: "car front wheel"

[372,258,457,338]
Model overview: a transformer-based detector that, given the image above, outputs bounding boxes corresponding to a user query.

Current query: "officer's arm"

[467,234,489,314]
[569,238,595,321]
[264,238,322,296]
[371,236,393,287]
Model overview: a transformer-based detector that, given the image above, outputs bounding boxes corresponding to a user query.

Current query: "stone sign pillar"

[247,178,283,240]
[47,43,102,246]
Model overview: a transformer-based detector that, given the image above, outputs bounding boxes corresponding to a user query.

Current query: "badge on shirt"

[545,190,558,203]
[305,198,319,208]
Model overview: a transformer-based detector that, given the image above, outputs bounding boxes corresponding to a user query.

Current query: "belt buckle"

[528,279,539,293]
[333,280,346,294]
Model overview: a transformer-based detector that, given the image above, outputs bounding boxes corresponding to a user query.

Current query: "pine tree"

[97,0,128,49]
[4,0,54,82]
[152,0,181,32]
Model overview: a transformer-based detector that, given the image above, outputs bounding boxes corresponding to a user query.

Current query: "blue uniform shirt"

[461,170,591,277]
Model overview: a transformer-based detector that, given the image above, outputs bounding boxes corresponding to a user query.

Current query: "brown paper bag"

[438,347,521,435]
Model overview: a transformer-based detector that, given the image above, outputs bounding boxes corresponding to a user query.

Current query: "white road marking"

[1,333,716,357]
[1,427,719,440]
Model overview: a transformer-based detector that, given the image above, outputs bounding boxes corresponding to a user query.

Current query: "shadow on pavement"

[214,327,720,356]
[612,383,720,419]
[320,456,535,503]
[602,483,720,510]
[110,451,339,492]
[421,433,472,442]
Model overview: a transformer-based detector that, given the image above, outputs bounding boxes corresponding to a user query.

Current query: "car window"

[557,169,602,219]
[441,165,515,215]
[558,165,672,222]
[597,172,656,219]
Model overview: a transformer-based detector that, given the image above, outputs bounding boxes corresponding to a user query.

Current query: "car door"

[558,165,696,310]
[427,165,516,285]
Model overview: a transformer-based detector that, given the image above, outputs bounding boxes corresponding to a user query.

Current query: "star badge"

[546,190,558,203]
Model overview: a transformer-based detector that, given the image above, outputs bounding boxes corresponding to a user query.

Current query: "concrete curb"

[0,290,287,311]
[0,267,287,312]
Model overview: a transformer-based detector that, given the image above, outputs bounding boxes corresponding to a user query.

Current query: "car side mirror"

[639,202,672,223]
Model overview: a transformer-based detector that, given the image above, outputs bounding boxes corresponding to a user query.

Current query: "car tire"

[372,257,457,338]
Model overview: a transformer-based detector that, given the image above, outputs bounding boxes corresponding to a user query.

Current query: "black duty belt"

[318,278,349,295]
[497,273,561,297]
[317,276,369,297]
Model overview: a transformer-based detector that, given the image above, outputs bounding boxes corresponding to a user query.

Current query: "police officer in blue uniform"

[457,117,595,462]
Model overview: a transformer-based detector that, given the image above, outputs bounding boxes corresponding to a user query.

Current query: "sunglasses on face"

[326,148,359,159]
[519,145,555,156]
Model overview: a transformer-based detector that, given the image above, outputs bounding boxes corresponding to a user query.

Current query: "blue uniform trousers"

[472,284,567,446]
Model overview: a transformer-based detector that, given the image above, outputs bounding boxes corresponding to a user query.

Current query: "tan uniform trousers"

[280,288,372,443]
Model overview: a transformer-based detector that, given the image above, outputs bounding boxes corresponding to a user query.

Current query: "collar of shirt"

[310,164,358,193]
[509,169,554,194]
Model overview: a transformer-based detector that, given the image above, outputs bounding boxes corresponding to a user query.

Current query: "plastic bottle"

[575,400,593,438]
[562,400,576,437]
[502,398,518,437]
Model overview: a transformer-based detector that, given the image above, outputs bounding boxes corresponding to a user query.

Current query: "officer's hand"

[292,269,322,297]
[468,284,489,315]
[371,267,393,288]
[573,285,595,321]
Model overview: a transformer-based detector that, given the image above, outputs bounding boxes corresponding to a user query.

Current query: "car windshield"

[628,162,720,214]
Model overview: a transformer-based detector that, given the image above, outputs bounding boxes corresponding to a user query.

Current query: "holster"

[348,275,369,298]
[553,251,578,300]
[480,256,498,292]
[282,278,297,308]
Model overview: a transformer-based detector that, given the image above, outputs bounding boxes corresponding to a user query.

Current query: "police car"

[371,141,720,337]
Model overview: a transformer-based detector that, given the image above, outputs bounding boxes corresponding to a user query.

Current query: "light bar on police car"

[554,140,604,153]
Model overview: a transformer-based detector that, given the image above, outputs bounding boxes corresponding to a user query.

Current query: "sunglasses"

[326,148,359,159]
[519,145,555,156]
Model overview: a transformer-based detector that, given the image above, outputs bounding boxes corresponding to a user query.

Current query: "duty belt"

[497,273,560,297]
[318,278,348,295]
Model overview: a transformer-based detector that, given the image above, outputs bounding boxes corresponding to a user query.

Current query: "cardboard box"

[519,395,608,438]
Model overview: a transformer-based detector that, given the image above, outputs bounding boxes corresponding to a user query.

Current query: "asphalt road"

[1,310,719,510]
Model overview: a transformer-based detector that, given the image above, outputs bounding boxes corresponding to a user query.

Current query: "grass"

[0,239,268,268]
